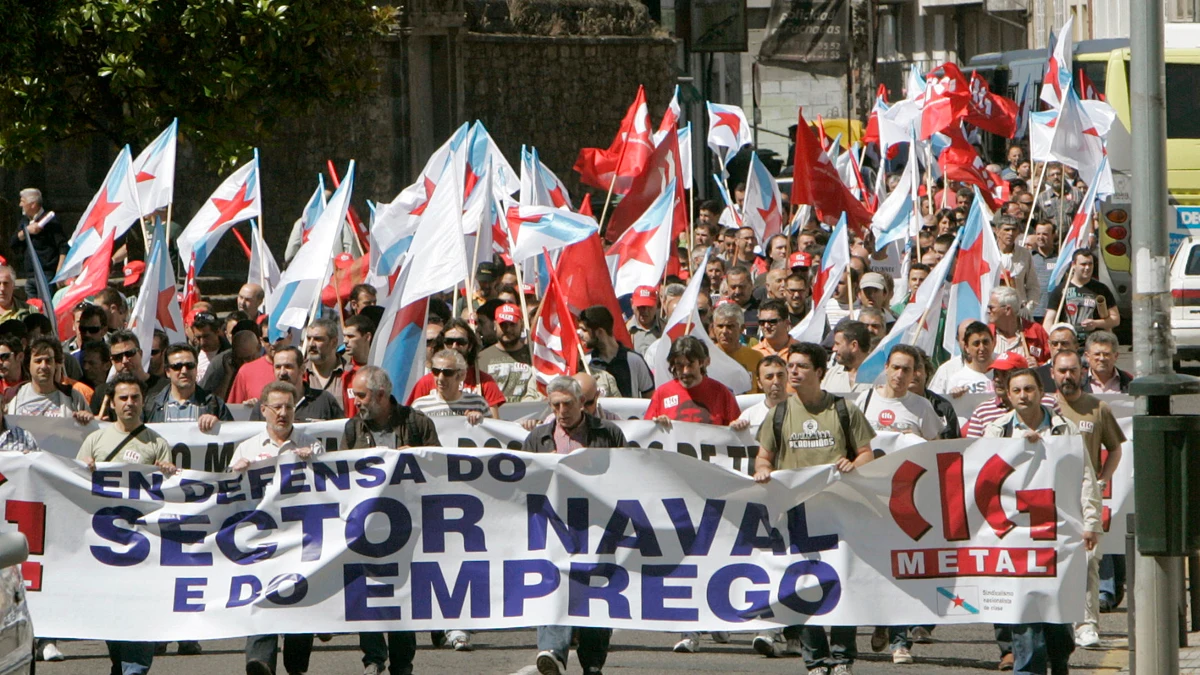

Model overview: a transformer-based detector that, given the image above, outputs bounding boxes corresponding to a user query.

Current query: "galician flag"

[791,213,850,343]
[706,102,753,172]
[942,187,1002,357]
[177,153,263,275]
[128,221,186,371]
[55,146,143,282]
[131,119,178,217]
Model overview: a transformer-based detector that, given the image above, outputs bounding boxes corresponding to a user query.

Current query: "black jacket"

[341,397,440,450]
[522,413,627,453]
[143,385,233,423]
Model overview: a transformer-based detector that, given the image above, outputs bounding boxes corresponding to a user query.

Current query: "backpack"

[771,395,856,462]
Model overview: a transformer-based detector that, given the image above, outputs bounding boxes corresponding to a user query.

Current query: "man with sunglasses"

[144,343,232,431]
[753,299,797,363]
[65,303,108,359]
[190,311,227,384]
[0,335,26,397]
[411,349,490,425]
[90,331,168,421]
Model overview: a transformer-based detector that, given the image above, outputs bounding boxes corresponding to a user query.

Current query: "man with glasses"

[66,303,108,359]
[411,349,490,425]
[190,312,227,384]
[144,343,232,431]
[523,375,626,675]
[1081,330,1132,394]
[784,272,813,327]
[343,366,440,675]
[753,300,799,393]
[90,331,168,420]
[0,336,26,396]
[231,380,321,675]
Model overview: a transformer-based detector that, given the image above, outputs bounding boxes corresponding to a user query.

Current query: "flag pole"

[1020,162,1049,247]
[511,259,534,340]
[923,141,937,212]
[687,188,695,275]
[1056,169,1067,250]
[598,138,633,237]
[1052,262,1073,323]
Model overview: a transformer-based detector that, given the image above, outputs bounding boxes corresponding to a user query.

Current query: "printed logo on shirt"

[123,449,143,463]
[788,418,835,450]
[664,395,679,408]
[878,409,896,427]
[1078,420,1095,433]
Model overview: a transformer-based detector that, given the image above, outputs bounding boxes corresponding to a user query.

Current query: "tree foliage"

[0,0,395,168]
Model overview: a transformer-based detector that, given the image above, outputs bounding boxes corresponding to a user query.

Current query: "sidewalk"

[1116,631,1200,673]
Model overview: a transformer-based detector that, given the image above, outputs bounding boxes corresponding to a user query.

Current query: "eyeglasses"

[263,403,295,414]
[167,361,197,371]
[443,337,470,347]
[111,350,138,362]
[759,318,781,326]
[151,348,162,357]
[581,397,597,407]
[431,367,460,377]
[81,325,104,335]
[0,353,12,362]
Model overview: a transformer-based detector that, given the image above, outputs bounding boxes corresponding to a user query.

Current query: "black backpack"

[771,395,856,461]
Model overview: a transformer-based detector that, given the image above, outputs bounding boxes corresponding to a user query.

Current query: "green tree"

[0,0,394,167]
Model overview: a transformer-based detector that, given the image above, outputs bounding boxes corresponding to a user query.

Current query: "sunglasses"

[168,361,197,371]
[111,350,138,362]
[431,367,460,377]
[582,397,597,407]
[81,325,104,335]
[759,318,782,326]
[151,348,162,357]
[0,353,12,362]
[443,337,470,347]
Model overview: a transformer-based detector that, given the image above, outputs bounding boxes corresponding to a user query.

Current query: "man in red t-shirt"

[645,335,740,426]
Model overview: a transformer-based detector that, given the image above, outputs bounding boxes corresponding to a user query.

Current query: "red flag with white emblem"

[574,85,654,195]
[604,123,687,243]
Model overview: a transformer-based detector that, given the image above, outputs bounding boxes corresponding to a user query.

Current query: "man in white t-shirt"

[933,321,996,398]
[855,345,942,440]
[7,338,92,424]
[734,355,789,430]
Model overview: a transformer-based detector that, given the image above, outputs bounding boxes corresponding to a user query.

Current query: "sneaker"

[430,630,447,648]
[710,631,731,643]
[870,626,888,652]
[909,626,933,643]
[363,664,383,675]
[246,660,272,675]
[178,640,202,655]
[830,665,854,675]
[893,647,914,664]
[805,668,829,675]
[673,633,700,653]
[752,633,783,657]
[448,629,473,651]
[1075,624,1101,648]
[998,653,1015,670]
[1099,593,1116,612]
[536,650,564,675]
[39,642,65,662]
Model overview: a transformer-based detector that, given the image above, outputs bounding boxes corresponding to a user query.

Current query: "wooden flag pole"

[1052,262,1073,323]
[597,138,633,238]
[1020,162,1049,247]
[687,188,696,275]
[510,257,534,340]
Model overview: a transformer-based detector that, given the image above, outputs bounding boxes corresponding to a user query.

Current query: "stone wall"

[461,33,679,201]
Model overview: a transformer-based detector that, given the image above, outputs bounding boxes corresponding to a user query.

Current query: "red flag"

[577,194,594,217]
[816,115,830,150]
[556,233,633,348]
[573,85,654,195]
[920,63,971,139]
[56,230,115,341]
[604,123,687,243]
[862,84,889,146]
[1079,68,1105,101]
[966,71,1019,138]
[939,125,1004,209]
[181,254,199,323]
[531,252,581,393]
[321,254,370,308]
[790,108,873,231]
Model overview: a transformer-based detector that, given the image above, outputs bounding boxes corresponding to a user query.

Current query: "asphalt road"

[37,612,1133,674]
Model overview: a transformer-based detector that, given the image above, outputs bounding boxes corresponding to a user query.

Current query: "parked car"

[0,532,32,675]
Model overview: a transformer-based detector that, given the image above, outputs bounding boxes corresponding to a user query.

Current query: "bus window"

[1167,64,1200,139]
[1079,61,1108,96]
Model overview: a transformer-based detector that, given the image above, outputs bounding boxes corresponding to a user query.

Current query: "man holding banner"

[523,375,626,675]
[753,343,875,675]
[343,366,441,675]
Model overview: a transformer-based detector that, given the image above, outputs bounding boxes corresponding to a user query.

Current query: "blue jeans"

[537,625,611,671]
[107,641,154,675]
[1011,623,1074,675]
[1099,554,1126,605]
[996,623,1013,657]
[359,632,416,675]
[245,634,313,674]
[799,626,857,668]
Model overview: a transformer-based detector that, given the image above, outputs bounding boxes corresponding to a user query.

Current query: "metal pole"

[1130,0,1180,670]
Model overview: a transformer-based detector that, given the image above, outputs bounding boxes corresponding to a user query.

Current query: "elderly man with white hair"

[11,187,67,300]
[523,375,627,675]
[987,285,1051,367]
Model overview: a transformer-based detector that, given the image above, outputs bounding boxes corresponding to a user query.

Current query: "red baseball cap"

[991,351,1028,372]
[520,283,537,297]
[631,286,657,308]
[495,303,522,325]
[122,261,146,287]
[789,252,813,268]
[333,252,355,270]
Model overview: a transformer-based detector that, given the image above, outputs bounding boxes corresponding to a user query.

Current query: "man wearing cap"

[122,260,146,294]
[578,305,655,398]
[478,302,542,401]
[988,286,1051,366]
[627,286,662,355]
[856,272,896,329]
[474,262,499,304]
[961,351,1042,437]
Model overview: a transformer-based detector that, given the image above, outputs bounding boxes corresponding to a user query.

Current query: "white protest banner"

[2,438,1086,641]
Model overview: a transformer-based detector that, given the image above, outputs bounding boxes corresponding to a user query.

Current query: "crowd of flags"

[49,19,1114,396]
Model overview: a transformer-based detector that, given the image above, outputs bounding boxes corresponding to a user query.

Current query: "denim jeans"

[245,634,313,674]
[537,625,612,671]
[1011,623,1074,675]
[799,626,857,668]
[107,641,154,675]
[359,632,417,675]
[995,624,1014,657]
[1099,554,1126,605]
